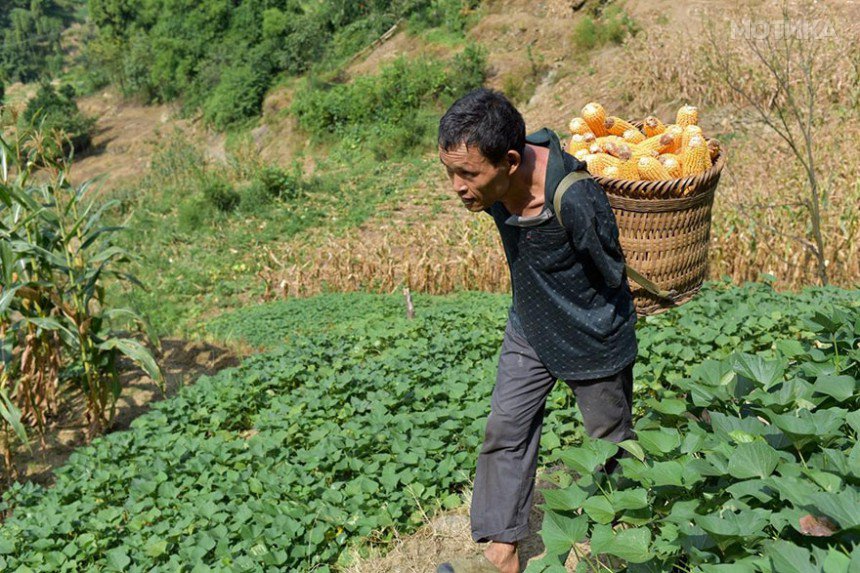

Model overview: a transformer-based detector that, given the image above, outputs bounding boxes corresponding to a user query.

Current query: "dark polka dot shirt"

[484,128,638,381]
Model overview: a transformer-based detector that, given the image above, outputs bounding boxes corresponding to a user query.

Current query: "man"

[435,89,637,573]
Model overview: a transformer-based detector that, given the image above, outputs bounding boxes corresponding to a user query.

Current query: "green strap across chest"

[552,171,676,301]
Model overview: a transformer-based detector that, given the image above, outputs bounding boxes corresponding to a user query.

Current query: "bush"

[571,6,638,52]
[292,47,486,158]
[203,64,269,129]
[199,175,240,213]
[21,82,97,156]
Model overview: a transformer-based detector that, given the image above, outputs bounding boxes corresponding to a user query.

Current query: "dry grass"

[263,213,511,299]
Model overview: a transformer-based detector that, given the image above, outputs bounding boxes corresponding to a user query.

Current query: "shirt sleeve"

[558,177,626,289]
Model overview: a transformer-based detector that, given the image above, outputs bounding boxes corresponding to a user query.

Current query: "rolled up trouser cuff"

[472,522,531,544]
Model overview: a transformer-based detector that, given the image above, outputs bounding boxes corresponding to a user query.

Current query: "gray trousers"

[470,321,635,544]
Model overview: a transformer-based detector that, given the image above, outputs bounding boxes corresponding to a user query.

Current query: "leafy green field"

[1,281,857,571]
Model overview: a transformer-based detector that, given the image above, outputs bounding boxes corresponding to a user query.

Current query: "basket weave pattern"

[595,152,726,315]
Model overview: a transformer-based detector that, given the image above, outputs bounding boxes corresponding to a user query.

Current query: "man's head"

[438,88,526,212]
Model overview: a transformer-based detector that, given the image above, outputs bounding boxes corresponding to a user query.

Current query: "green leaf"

[97,338,163,387]
[559,438,618,476]
[590,524,652,563]
[805,490,860,528]
[727,441,780,479]
[636,429,681,455]
[582,496,615,524]
[540,484,590,511]
[610,488,648,512]
[105,548,131,570]
[144,537,168,557]
[765,540,817,573]
[618,439,646,462]
[733,353,785,389]
[812,375,856,402]
[694,508,770,538]
[540,512,588,556]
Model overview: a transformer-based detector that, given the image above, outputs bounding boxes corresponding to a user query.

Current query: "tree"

[703,2,841,286]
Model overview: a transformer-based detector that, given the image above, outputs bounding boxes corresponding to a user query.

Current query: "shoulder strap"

[551,170,677,301]
[552,170,592,228]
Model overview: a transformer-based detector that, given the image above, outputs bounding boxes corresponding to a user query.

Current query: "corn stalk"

[0,109,164,479]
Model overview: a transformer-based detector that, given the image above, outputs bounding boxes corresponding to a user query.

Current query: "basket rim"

[595,151,726,199]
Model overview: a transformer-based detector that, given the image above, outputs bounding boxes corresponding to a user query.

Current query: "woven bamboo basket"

[594,147,726,316]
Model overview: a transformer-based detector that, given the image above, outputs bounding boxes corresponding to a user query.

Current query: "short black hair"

[438,88,525,165]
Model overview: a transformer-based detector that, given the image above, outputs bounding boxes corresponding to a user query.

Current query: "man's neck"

[502,144,549,217]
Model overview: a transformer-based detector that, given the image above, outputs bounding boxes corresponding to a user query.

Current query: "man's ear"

[505,150,522,175]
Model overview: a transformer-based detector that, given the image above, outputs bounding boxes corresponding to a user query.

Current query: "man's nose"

[451,174,468,195]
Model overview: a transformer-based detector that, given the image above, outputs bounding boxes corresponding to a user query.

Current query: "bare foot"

[484,541,519,573]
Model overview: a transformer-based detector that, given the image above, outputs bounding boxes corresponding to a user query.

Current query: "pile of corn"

[566,102,720,184]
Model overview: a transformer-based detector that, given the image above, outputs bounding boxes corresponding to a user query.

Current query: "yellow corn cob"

[604,116,638,137]
[658,153,683,178]
[643,116,666,137]
[681,125,704,152]
[676,105,699,128]
[707,138,721,162]
[603,141,632,160]
[637,156,672,181]
[622,128,645,144]
[602,165,621,179]
[574,148,589,160]
[568,117,592,136]
[633,132,675,156]
[588,143,603,154]
[682,135,712,176]
[618,159,640,180]
[663,125,684,153]
[595,135,625,152]
[583,153,621,176]
[581,102,607,137]
[566,134,590,154]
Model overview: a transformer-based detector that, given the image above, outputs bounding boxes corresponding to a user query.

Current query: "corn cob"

[589,142,603,154]
[602,165,621,179]
[676,105,699,127]
[663,124,684,153]
[573,148,589,160]
[682,135,712,176]
[583,153,621,176]
[681,125,703,152]
[622,128,645,144]
[632,132,673,156]
[643,116,666,137]
[637,156,671,181]
[581,102,607,137]
[604,141,632,160]
[594,135,625,151]
[604,116,638,137]
[566,133,591,154]
[658,153,683,178]
[618,158,640,180]
[707,138,721,162]
[568,117,592,136]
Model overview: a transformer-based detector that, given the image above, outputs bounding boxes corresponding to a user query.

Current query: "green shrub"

[200,175,240,213]
[571,6,638,52]
[21,82,97,156]
[203,64,269,129]
[177,195,215,232]
[292,47,485,158]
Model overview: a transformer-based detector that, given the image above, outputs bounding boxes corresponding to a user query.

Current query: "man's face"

[439,143,513,212]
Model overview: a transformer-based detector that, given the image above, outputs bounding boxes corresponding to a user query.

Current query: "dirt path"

[343,469,589,572]
[7,338,243,491]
